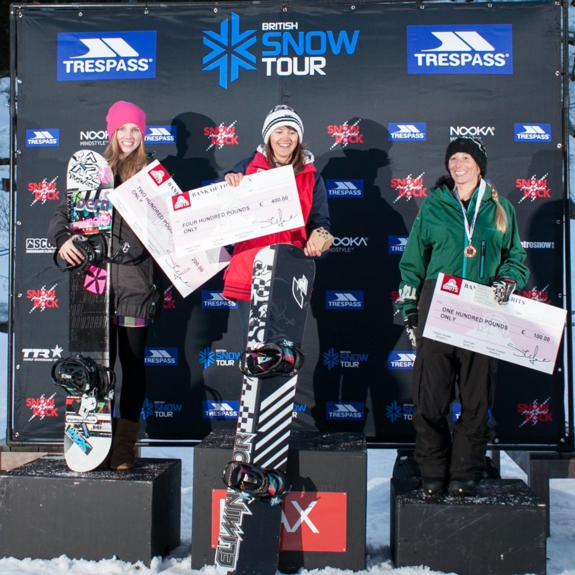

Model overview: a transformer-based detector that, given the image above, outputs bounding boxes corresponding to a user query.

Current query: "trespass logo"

[514,124,551,143]
[389,123,426,142]
[326,179,364,198]
[202,12,360,89]
[26,130,59,148]
[145,126,177,145]
[407,25,513,75]
[203,401,240,419]
[57,31,157,81]
[325,290,364,310]
[326,402,365,421]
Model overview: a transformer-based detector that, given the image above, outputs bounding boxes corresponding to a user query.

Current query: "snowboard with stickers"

[51,149,115,472]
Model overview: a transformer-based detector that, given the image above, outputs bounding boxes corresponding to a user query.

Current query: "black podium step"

[391,476,547,575]
[0,456,181,564]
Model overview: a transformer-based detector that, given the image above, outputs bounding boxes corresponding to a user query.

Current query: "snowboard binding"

[223,461,288,505]
[54,232,109,272]
[239,340,304,378]
[51,354,115,400]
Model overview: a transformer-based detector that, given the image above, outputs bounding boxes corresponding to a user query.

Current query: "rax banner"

[9,1,569,448]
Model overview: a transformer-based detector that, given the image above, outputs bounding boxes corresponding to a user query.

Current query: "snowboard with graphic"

[54,149,115,472]
[214,243,316,575]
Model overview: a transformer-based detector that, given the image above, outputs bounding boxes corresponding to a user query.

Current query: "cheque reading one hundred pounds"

[170,165,305,255]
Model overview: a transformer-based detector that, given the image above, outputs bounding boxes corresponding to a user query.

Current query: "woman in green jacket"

[397,137,529,497]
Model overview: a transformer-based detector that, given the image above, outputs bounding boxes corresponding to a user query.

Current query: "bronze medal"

[464,244,477,258]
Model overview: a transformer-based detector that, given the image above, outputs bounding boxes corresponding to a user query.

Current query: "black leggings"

[109,324,149,423]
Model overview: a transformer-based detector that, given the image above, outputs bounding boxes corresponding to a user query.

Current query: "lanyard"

[453,179,486,258]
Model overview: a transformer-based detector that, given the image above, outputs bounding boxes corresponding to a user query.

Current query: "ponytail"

[491,186,508,233]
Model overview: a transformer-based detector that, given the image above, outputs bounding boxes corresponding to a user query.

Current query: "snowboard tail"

[214,244,316,575]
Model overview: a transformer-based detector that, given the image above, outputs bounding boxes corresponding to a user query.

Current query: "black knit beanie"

[445,137,487,177]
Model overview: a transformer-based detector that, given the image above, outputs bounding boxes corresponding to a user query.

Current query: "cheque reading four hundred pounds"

[170,164,305,255]
[423,273,567,375]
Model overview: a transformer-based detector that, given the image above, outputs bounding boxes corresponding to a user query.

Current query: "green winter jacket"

[397,181,529,318]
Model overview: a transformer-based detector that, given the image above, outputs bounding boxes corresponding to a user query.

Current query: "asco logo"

[57,31,157,82]
[407,24,513,75]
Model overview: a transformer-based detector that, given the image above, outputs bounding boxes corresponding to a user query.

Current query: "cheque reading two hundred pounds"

[170,165,305,255]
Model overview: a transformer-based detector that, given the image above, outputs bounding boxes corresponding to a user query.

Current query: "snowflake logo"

[140,398,155,421]
[199,346,216,369]
[202,12,257,89]
[386,400,403,423]
[322,348,340,370]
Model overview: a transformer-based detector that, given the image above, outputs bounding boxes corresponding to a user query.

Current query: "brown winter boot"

[109,418,140,471]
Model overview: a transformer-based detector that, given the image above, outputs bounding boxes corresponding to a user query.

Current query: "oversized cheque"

[423,273,567,375]
[108,160,230,298]
[170,164,305,256]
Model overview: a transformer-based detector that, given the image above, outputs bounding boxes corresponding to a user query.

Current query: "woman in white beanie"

[223,104,331,330]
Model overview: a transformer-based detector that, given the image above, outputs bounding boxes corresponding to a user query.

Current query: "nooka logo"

[57,31,157,81]
[388,123,427,142]
[326,179,364,198]
[407,24,513,75]
[514,124,551,143]
[202,12,359,89]
[26,130,59,148]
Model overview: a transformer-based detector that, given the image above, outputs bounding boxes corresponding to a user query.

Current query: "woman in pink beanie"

[49,101,162,471]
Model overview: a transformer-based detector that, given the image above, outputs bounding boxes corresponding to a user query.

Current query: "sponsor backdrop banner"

[10,1,567,447]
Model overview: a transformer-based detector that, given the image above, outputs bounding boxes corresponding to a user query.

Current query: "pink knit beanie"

[106,101,146,139]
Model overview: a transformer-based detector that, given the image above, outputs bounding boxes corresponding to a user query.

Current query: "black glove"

[403,313,418,350]
[492,277,516,304]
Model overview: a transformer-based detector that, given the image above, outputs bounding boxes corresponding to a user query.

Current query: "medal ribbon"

[454,179,486,251]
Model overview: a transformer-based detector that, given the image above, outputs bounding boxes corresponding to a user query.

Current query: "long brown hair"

[263,141,306,175]
[104,131,147,182]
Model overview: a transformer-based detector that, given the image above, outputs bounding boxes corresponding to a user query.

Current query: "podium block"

[191,430,366,573]
[0,457,181,564]
[391,477,547,575]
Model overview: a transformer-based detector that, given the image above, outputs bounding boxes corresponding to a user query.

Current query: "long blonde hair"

[490,186,508,233]
[104,132,147,182]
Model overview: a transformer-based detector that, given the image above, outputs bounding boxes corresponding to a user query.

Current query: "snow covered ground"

[1,4,575,575]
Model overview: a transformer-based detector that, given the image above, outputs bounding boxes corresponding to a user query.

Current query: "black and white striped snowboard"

[214,243,316,575]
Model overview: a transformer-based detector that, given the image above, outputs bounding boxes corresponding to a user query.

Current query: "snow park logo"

[387,351,416,370]
[57,31,157,81]
[144,347,178,366]
[203,401,239,419]
[326,402,364,421]
[26,130,59,147]
[201,290,238,309]
[514,124,552,143]
[145,125,177,145]
[322,348,368,370]
[407,24,513,75]
[325,290,364,310]
[388,123,427,142]
[326,179,364,199]
[202,12,360,89]
[388,235,408,255]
